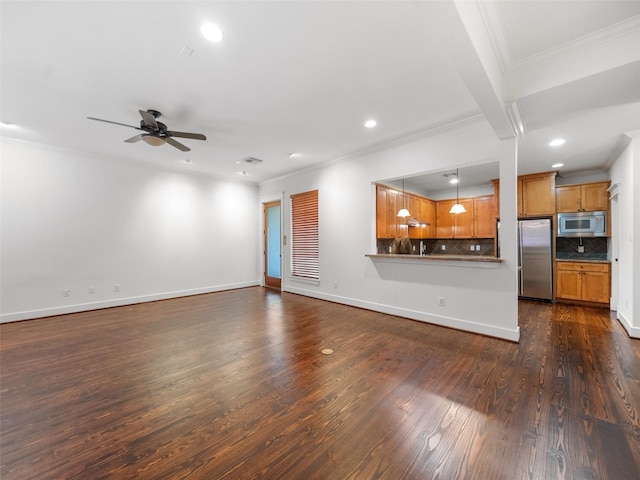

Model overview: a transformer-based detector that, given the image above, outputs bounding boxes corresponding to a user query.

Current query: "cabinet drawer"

[556,262,610,273]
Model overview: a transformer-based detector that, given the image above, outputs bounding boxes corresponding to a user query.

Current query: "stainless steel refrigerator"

[518,218,553,300]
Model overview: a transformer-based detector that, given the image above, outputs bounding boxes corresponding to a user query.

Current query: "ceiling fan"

[87,109,206,152]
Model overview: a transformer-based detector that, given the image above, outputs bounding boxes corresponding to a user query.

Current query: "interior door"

[264,201,281,289]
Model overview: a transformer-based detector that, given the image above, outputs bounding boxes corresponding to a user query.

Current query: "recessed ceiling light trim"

[201,23,223,42]
[364,120,377,128]
[549,138,566,147]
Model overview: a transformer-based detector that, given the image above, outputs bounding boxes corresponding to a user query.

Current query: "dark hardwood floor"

[1,288,639,479]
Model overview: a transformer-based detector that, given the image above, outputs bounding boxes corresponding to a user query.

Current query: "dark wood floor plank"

[1,289,639,479]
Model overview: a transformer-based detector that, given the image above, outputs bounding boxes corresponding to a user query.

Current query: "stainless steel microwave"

[557,211,607,237]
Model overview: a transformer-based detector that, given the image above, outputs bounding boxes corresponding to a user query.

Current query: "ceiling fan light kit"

[142,135,165,147]
[87,109,206,152]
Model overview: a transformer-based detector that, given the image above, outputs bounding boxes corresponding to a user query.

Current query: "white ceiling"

[2,1,639,185]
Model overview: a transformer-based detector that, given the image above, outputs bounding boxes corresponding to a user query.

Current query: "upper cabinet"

[376,183,493,239]
[519,171,557,216]
[493,171,557,217]
[556,181,610,212]
[473,195,497,238]
[435,196,494,239]
[376,184,435,239]
[409,196,436,239]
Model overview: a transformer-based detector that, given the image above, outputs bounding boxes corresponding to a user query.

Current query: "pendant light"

[397,179,411,217]
[449,169,467,214]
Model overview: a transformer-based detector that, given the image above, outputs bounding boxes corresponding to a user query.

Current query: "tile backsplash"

[555,236,608,260]
[377,238,495,256]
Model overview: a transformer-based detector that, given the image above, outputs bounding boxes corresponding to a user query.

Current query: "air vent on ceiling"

[242,157,263,165]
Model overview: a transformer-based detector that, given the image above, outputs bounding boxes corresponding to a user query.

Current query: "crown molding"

[476,0,512,78]
[504,100,526,139]
[477,2,640,77]
[510,15,640,74]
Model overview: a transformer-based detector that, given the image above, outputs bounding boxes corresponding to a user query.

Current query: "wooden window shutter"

[290,189,319,279]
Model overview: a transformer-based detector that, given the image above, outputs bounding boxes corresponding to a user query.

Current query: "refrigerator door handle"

[518,222,524,296]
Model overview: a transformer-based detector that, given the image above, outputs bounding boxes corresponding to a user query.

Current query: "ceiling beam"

[415,0,514,140]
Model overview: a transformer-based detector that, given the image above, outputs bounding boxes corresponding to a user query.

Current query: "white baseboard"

[284,286,520,342]
[0,281,261,323]
[616,310,640,339]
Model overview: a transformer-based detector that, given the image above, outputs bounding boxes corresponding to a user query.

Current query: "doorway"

[263,201,282,289]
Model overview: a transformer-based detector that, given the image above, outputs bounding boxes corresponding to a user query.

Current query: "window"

[290,189,319,280]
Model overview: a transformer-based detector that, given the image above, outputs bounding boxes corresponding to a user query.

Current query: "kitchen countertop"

[366,254,503,264]
[555,258,610,263]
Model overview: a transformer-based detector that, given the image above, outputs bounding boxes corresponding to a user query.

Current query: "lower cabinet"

[556,261,610,305]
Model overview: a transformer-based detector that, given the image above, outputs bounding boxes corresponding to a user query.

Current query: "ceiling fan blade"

[165,137,191,152]
[139,110,159,130]
[87,116,141,130]
[167,131,207,141]
[124,134,144,143]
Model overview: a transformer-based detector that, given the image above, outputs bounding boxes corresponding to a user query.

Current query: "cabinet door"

[387,189,400,238]
[491,180,500,217]
[581,182,609,211]
[556,269,582,300]
[453,199,474,238]
[436,200,456,238]
[521,174,555,215]
[424,199,436,238]
[376,185,389,238]
[582,271,610,303]
[473,195,495,238]
[556,185,582,213]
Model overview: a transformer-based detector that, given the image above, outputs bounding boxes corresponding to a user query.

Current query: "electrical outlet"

[441,245,446,251]
[476,245,480,251]
[577,246,585,253]
[113,284,120,292]
[88,286,95,294]
[333,282,338,289]
[470,245,475,251]
[63,289,71,297]
[438,296,445,307]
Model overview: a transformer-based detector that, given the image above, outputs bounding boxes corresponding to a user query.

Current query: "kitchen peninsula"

[366,253,502,267]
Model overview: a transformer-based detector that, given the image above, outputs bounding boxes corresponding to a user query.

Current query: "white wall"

[0,139,261,322]
[609,133,639,337]
[260,118,520,341]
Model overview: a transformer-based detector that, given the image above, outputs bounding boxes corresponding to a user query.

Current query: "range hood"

[407,217,431,227]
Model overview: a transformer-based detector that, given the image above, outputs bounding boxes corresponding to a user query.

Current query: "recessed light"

[552,163,564,168]
[449,178,459,184]
[549,138,565,147]
[364,120,377,128]
[201,23,223,42]
[182,159,192,165]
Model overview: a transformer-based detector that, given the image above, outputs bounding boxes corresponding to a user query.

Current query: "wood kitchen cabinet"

[556,181,610,212]
[436,196,494,239]
[435,199,456,238]
[519,171,557,216]
[473,195,496,238]
[409,197,435,239]
[376,184,432,239]
[492,172,556,217]
[377,184,492,240]
[376,185,398,238]
[436,198,474,238]
[556,261,610,305]
[376,185,390,238]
